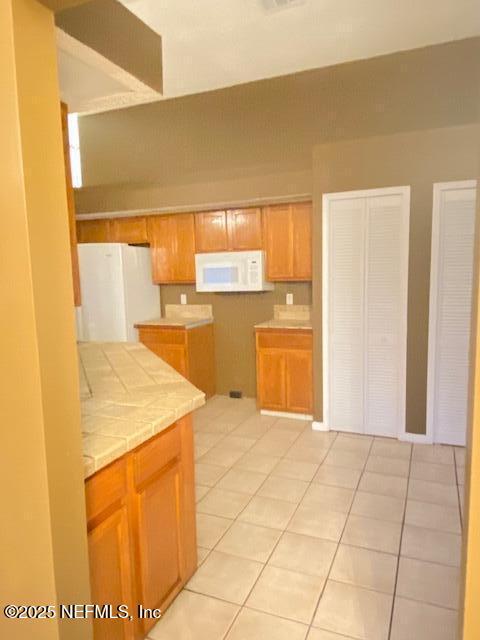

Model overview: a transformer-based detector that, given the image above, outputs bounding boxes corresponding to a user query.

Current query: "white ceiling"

[120,0,480,99]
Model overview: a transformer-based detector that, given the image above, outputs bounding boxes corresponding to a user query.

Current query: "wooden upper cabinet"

[194,211,228,253]
[263,202,312,281]
[110,216,148,244]
[227,208,262,250]
[77,218,112,243]
[195,207,263,252]
[148,213,195,284]
[60,103,81,306]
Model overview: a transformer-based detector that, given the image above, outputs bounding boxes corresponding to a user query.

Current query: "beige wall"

[76,37,479,214]
[312,125,479,432]
[0,1,91,638]
[160,283,312,398]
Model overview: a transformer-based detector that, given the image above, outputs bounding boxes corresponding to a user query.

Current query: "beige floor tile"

[330,544,398,594]
[231,416,277,439]
[358,472,407,499]
[195,445,210,459]
[297,430,337,448]
[148,590,239,640]
[187,551,263,604]
[410,461,456,485]
[197,488,252,519]
[195,462,227,487]
[324,448,368,470]
[272,458,320,481]
[215,521,282,562]
[307,629,356,640]
[216,468,268,494]
[275,417,311,432]
[313,580,393,640]
[396,557,460,609]
[288,504,347,541]
[225,608,308,640]
[342,514,402,554]
[197,547,210,565]
[199,446,245,467]
[258,475,309,503]
[401,525,462,567]
[194,431,225,449]
[405,500,461,533]
[390,597,458,640]
[454,447,466,467]
[196,513,232,549]
[408,478,459,507]
[285,444,330,464]
[195,485,210,502]
[247,565,324,623]
[351,491,405,523]
[365,455,410,478]
[313,464,362,489]
[370,439,411,459]
[269,532,337,577]
[220,435,257,452]
[331,433,372,453]
[301,484,355,513]
[234,451,280,474]
[239,496,297,529]
[457,465,465,485]
[412,444,454,465]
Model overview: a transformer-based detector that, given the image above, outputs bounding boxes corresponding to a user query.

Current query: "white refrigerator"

[76,243,160,342]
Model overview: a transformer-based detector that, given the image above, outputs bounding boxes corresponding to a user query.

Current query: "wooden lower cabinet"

[136,323,216,398]
[85,416,197,640]
[256,328,313,414]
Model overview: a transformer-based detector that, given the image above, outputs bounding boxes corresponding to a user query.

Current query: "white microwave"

[195,250,274,292]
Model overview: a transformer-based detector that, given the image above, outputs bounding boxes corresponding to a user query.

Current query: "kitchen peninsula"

[79,341,204,639]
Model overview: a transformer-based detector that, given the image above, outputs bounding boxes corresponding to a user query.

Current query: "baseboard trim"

[399,432,433,444]
[260,409,313,421]
[312,421,329,431]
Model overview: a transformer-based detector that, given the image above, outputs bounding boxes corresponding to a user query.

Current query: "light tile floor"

[149,395,466,640]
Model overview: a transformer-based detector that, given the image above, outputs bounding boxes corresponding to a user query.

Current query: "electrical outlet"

[286,293,293,305]
[180,294,187,305]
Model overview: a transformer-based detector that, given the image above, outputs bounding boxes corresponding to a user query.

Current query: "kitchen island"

[79,342,205,640]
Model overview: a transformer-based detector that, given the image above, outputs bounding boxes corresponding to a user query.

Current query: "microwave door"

[202,263,240,291]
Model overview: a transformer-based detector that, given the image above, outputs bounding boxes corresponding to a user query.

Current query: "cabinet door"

[286,350,313,414]
[292,202,312,280]
[77,219,112,243]
[263,204,294,280]
[133,461,184,636]
[156,344,188,377]
[227,208,263,250]
[148,215,175,283]
[257,348,286,410]
[173,214,196,282]
[111,217,148,244]
[195,211,228,253]
[88,509,134,640]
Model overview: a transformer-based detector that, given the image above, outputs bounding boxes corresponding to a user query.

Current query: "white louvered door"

[323,187,410,437]
[427,181,477,446]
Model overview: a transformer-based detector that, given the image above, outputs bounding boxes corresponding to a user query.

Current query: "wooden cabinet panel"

[77,219,112,243]
[136,327,188,377]
[227,208,262,250]
[257,348,286,410]
[148,214,195,284]
[263,202,312,281]
[111,217,148,244]
[286,350,313,414]
[292,202,312,280]
[88,506,134,640]
[256,329,313,414]
[133,461,183,635]
[195,211,228,253]
[60,103,81,305]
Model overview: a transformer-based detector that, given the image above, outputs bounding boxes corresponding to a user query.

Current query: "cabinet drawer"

[256,330,312,350]
[85,458,128,525]
[134,425,181,488]
[137,327,187,346]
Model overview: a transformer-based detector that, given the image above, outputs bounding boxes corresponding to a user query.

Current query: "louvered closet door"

[428,182,477,446]
[365,195,409,437]
[328,197,366,433]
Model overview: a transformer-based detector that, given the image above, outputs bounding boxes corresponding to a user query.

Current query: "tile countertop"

[135,303,213,330]
[255,304,312,330]
[79,342,205,479]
